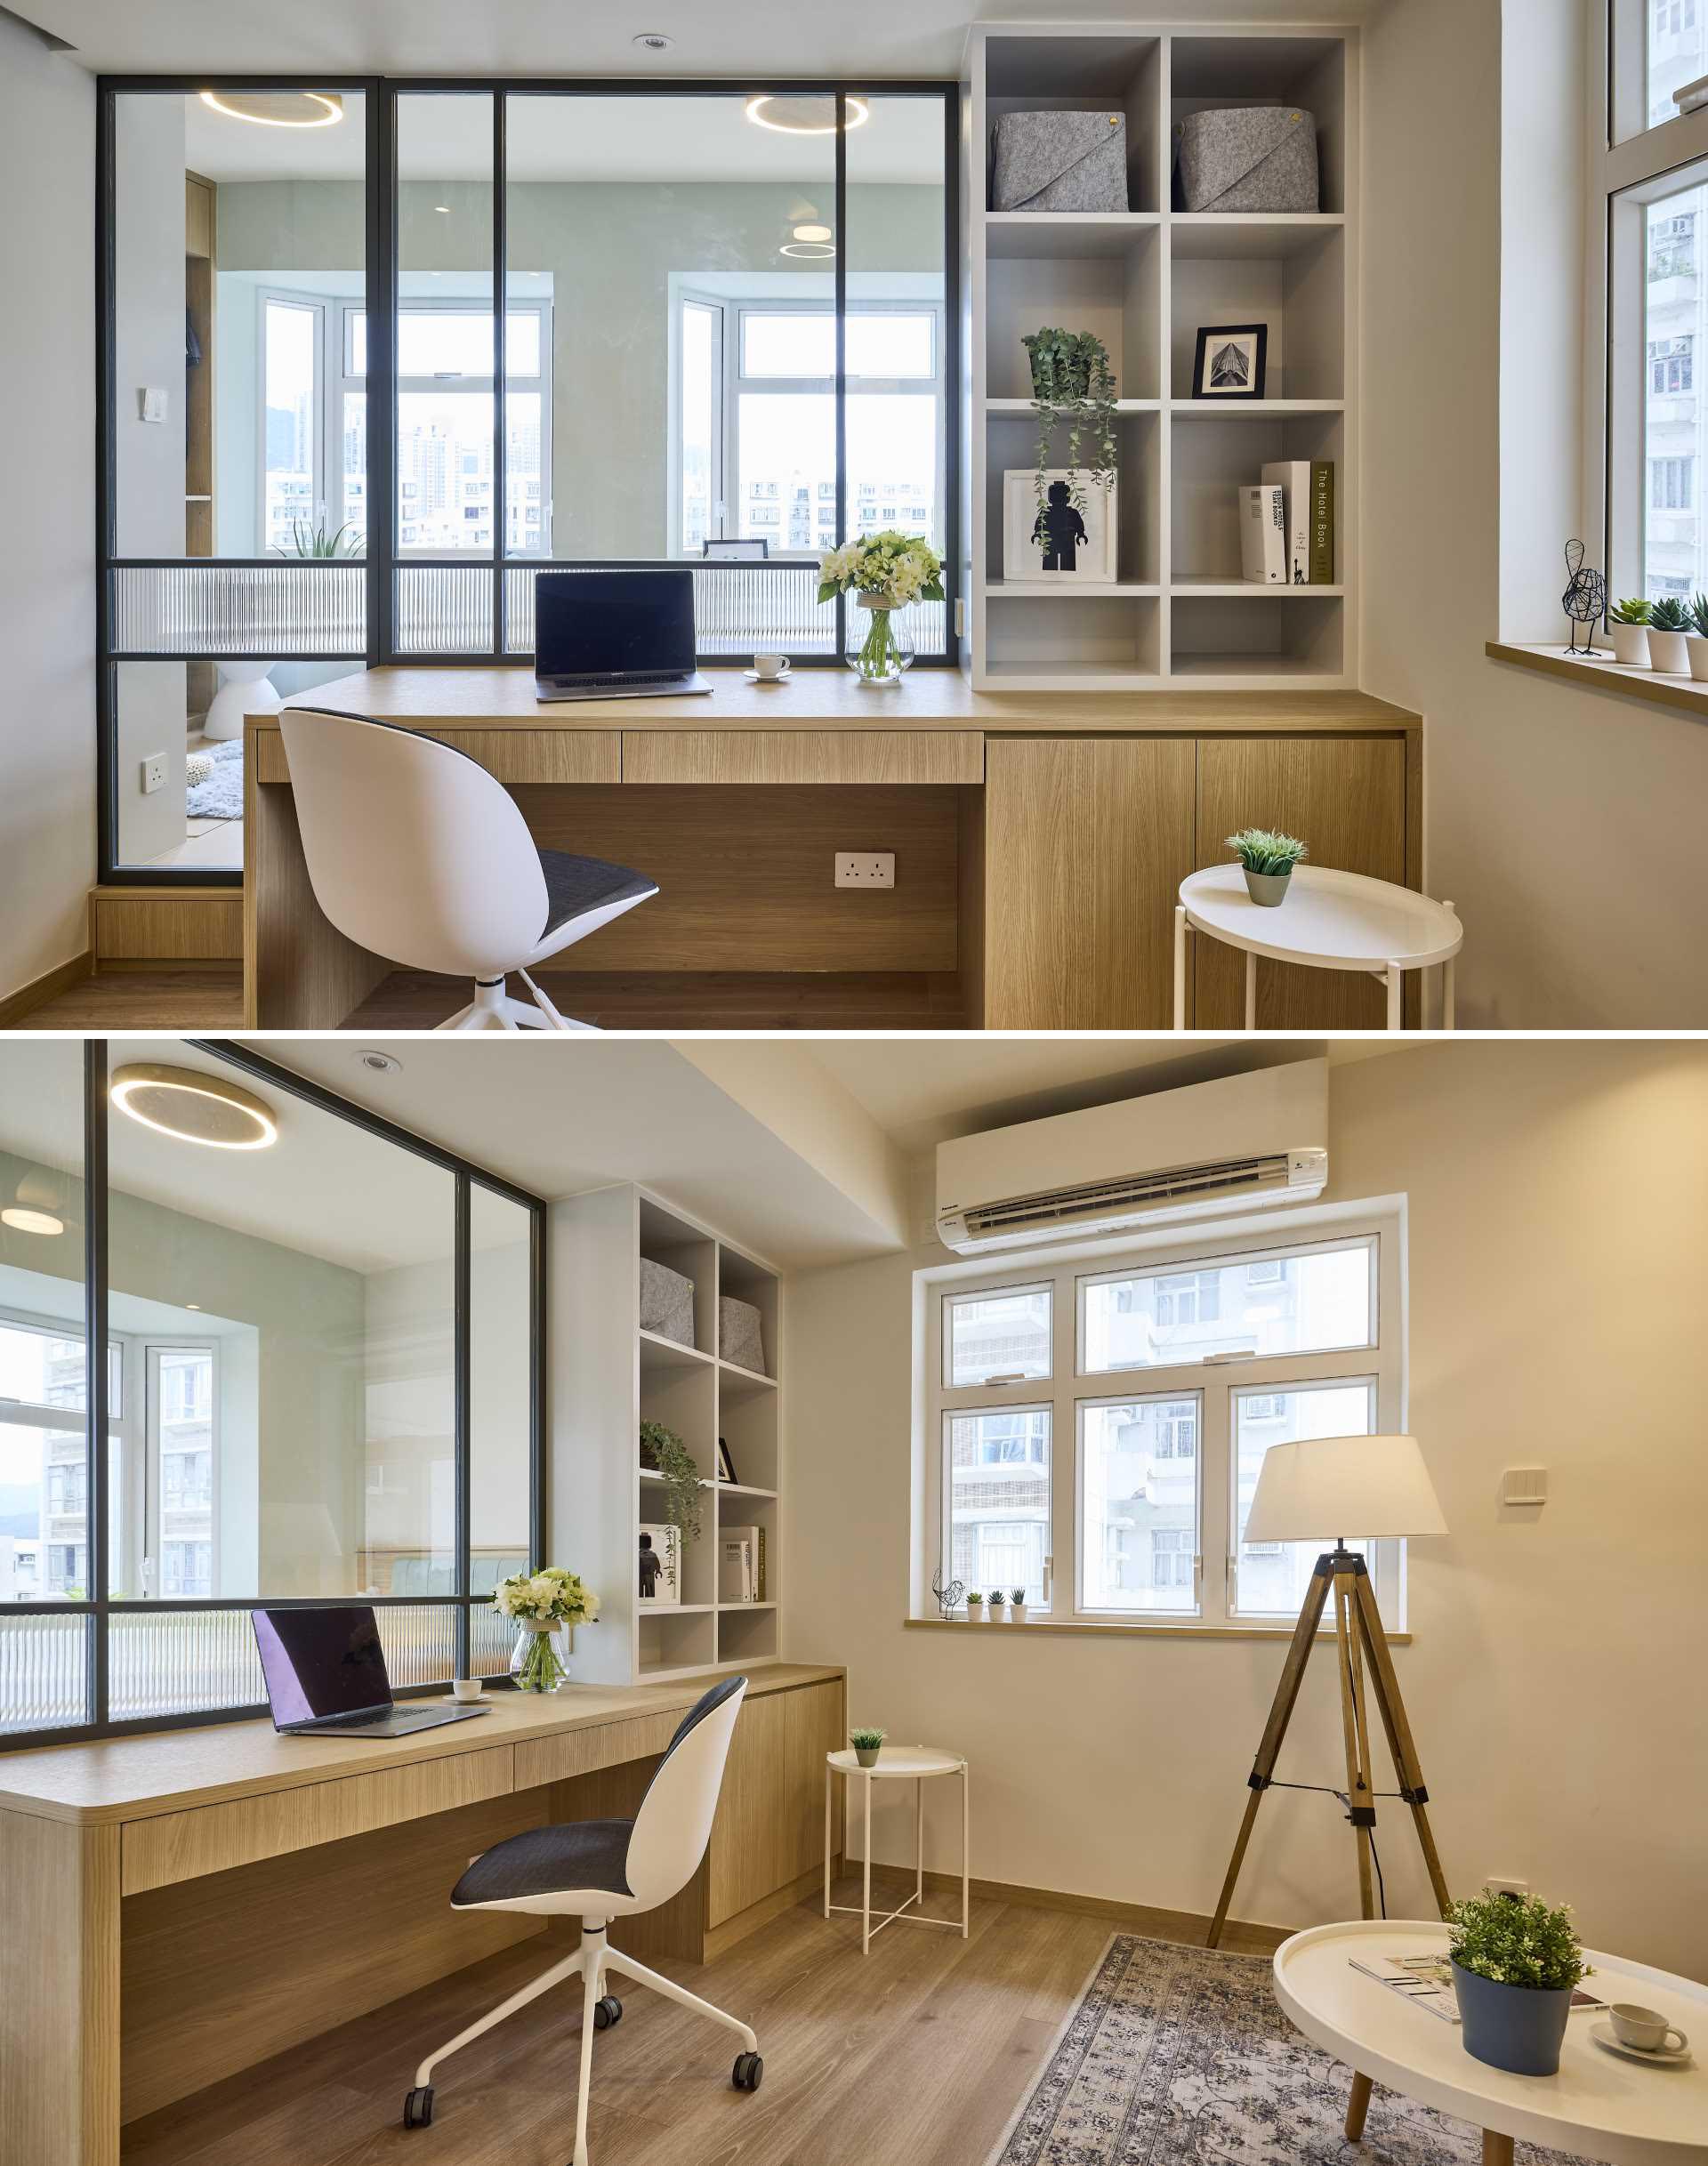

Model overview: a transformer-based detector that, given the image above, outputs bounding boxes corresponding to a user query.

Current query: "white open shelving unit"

[964,22,1358,690]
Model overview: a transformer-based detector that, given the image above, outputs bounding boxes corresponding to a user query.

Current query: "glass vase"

[512,1621,568,1693]
[846,599,915,685]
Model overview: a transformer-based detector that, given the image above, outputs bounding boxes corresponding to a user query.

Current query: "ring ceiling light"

[110,1065,279,1150]
[199,91,344,128]
[780,242,836,259]
[745,94,868,135]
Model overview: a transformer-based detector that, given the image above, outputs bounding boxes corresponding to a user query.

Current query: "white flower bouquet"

[494,1566,599,1692]
[818,530,945,683]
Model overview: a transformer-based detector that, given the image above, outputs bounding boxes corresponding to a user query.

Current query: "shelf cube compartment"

[718,1379,778,1494]
[1170,592,1344,680]
[638,1196,717,1356]
[1170,408,1343,584]
[986,408,1161,585]
[986,34,1164,213]
[638,1607,716,1679]
[985,222,1161,402]
[984,592,1162,679]
[1169,221,1343,399]
[640,1355,718,1483]
[1169,34,1347,214]
[718,1606,779,1668]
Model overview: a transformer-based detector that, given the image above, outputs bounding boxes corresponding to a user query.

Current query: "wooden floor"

[4,969,968,1033]
[121,1874,1114,2166]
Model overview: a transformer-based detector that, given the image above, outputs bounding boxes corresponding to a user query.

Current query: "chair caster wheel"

[402,2085,435,2129]
[593,1994,623,2030]
[732,2051,763,2092]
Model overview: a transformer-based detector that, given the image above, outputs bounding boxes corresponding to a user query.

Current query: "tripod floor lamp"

[1206,1434,1453,1958]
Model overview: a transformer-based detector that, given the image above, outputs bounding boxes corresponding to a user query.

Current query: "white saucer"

[1590,2022,1693,2067]
[743,668,791,683]
[446,1689,487,1704]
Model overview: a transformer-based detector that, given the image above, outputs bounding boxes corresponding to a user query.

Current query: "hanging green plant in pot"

[1022,327,1118,560]
[639,1419,704,1542]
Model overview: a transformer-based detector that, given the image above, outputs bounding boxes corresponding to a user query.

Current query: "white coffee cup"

[1608,2003,1689,2055]
[753,651,790,680]
[450,1677,483,1703]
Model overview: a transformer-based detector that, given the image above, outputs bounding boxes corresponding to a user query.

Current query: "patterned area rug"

[186,738,243,821]
[987,1936,1594,2166]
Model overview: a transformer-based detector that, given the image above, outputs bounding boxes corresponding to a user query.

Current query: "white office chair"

[402,1675,761,2165]
[278,705,658,1032]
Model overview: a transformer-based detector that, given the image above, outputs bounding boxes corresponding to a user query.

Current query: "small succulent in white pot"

[1647,594,1689,672]
[1008,1586,1028,1622]
[850,1726,886,1769]
[1686,594,1708,681]
[986,1589,1007,1618]
[964,1591,984,1620]
[1227,827,1309,907]
[1607,595,1651,666]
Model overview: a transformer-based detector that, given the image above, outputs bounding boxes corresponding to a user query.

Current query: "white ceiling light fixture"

[2,1205,64,1236]
[745,93,868,136]
[2,1172,67,1237]
[632,31,674,51]
[358,1050,403,1075]
[110,1064,279,1151]
[198,90,343,129]
[793,223,833,242]
[780,241,836,259]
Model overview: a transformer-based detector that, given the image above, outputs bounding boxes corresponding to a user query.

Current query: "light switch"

[1501,1466,1547,1506]
[140,387,168,423]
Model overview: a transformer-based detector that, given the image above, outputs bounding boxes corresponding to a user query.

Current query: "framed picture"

[1191,323,1269,400]
[638,1522,681,1607]
[703,536,769,560]
[1002,470,1118,584]
[716,1437,738,1484]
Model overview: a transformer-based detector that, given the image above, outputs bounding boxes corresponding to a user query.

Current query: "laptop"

[253,1604,493,1739]
[534,568,712,701]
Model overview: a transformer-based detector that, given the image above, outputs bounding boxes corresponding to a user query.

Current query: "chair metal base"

[437,970,599,1033]
[409,1920,758,2166]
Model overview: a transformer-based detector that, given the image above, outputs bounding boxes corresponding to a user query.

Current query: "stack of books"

[719,1524,768,1603]
[1238,461,1334,585]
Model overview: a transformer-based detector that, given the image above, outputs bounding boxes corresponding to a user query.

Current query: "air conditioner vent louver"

[960,1153,1293,1238]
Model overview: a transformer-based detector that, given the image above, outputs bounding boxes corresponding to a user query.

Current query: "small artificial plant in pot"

[1023,327,1119,562]
[1607,595,1651,666]
[1227,826,1309,907]
[1448,1888,1589,2077]
[850,1726,886,1769]
[1647,593,1689,672]
[639,1419,705,1544]
[986,1589,1007,1618]
[964,1590,985,1620]
[1008,1586,1028,1622]
[1686,593,1708,681]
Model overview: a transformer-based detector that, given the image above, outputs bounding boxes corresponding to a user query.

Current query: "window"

[1649,0,1707,127]
[1651,454,1696,507]
[926,1228,1402,1631]
[1649,336,1695,394]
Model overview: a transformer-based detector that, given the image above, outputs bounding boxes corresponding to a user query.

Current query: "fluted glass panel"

[504,563,855,656]
[396,565,495,654]
[111,564,366,656]
[0,1614,89,1736]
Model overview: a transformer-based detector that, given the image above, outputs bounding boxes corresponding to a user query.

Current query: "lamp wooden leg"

[1351,1566,1453,1917]
[1345,2071,1373,2141]
[1332,1566,1376,1920]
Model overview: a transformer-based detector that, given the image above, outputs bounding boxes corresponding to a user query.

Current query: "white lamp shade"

[1243,1433,1447,1543]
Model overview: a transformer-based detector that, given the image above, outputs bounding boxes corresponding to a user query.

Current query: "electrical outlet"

[141,753,166,795]
[1486,1877,1528,1899]
[834,851,895,889]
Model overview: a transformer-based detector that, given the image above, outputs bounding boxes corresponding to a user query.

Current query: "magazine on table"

[1349,1951,1608,2025]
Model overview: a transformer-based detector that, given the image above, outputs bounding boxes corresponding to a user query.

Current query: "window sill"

[1486,640,1708,721]
[904,1616,1411,1644]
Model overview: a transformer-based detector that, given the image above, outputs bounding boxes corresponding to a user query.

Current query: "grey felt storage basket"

[719,1295,768,1376]
[991,110,1129,213]
[639,1257,696,1349]
[1174,106,1318,213]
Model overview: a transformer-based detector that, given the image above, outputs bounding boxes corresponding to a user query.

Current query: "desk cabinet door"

[708,1691,786,1927]
[984,737,1196,1029]
[780,1679,845,1885]
[1193,737,1407,1029]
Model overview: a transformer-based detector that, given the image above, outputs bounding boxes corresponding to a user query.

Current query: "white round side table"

[824,1745,969,1955]
[1173,865,1463,1031]
[1274,1920,1708,2165]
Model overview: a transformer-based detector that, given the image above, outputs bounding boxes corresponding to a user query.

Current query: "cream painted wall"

[1363,0,1708,1027]
[0,19,94,1000]
[783,1043,1708,1978]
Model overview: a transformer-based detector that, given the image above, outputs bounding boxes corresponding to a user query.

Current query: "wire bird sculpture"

[931,1567,965,1622]
[1561,538,1607,656]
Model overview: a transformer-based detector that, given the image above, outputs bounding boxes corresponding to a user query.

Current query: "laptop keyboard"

[543,670,684,688]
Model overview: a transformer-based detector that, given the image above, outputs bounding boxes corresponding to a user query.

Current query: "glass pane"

[744,312,835,377]
[943,1284,1051,1387]
[1644,183,1706,606]
[847,312,935,378]
[1081,1243,1374,1373]
[1080,1396,1199,1614]
[945,1407,1050,1606]
[681,301,720,553]
[102,1601,460,1720]
[399,94,494,557]
[105,1041,455,1610]
[738,392,833,549]
[114,90,367,560]
[0,1613,89,1735]
[1232,1381,1376,1616]
[1649,0,1708,129]
[1,1041,88,1634]
[470,1187,533,1600]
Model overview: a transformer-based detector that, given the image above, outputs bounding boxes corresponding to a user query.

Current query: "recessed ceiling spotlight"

[1,1206,63,1236]
[358,1050,404,1075]
[185,1303,202,1311]
[199,90,343,129]
[793,223,833,243]
[745,93,869,135]
[632,31,673,50]
[110,1065,279,1151]
[434,204,451,214]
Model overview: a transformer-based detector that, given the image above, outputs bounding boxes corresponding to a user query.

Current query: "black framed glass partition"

[0,1041,544,1748]
[97,76,958,882]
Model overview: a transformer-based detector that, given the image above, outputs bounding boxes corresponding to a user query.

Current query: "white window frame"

[922,1220,1405,1632]
[0,1307,129,1599]
[144,1340,220,1601]
[254,287,329,555]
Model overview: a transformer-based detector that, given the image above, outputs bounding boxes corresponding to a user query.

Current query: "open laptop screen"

[535,568,696,678]
[253,1605,393,1727]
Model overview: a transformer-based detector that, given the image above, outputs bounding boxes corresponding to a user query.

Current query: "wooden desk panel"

[514,1708,681,1789]
[254,728,619,787]
[623,730,984,785]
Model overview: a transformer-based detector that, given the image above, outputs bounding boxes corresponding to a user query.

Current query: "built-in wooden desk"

[244,668,1422,1031]
[0,1662,844,2166]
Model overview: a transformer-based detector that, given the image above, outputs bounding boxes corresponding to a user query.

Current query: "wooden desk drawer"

[514,1711,682,1792]
[120,1743,515,1895]
[253,729,620,786]
[623,731,984,785]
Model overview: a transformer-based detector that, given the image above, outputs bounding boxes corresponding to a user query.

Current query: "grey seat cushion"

[452,1817,634,1907]
[537,849,657,940]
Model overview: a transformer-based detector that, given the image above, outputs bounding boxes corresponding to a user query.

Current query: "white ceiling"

[34,0,1368,81]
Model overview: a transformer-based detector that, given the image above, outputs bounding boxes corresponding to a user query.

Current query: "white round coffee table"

[824,1745,969,1955]
[1173,865,1462,1030]
[1274,1920,1708,2165]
